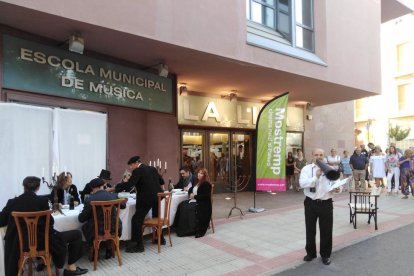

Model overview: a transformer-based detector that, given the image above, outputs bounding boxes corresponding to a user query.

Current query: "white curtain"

[0,103,52,205]
[0,103,107,207]
[55,108,107,191]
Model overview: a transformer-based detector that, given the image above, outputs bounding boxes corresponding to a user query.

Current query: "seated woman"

[114,170,134,193]
[173,168,212,238]
[50,171,80,206]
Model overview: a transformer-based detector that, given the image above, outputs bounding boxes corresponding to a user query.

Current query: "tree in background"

[388,124,411,142]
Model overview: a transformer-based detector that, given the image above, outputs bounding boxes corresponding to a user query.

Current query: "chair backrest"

[156,192,172,226]
[90,199,124,240]
[12,210,51,258]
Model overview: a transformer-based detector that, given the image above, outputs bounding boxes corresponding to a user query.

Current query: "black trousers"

[131,197,159,244]
[60,230,83,266]
[304,197,333,258]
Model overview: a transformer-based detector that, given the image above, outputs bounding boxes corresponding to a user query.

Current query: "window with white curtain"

[246,0,319,62]
[0,103,107,207]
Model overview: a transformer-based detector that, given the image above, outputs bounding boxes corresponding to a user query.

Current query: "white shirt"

[299,163,338,200]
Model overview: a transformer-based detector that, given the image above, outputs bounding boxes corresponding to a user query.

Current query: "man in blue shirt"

[350,147,369,190]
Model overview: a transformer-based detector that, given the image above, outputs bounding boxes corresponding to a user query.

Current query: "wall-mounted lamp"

[179,84,188,96]
[221,91,237,102]
[306,102,313,111]
[68,34,84,54]
[158,63,169,77]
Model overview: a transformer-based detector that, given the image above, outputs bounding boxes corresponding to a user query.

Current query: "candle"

[154,161,156,167]
[64,166,67,176]
[149,161,152,166]
[157,158,160,168]
[165,161,167,170]
[42,167,45,178]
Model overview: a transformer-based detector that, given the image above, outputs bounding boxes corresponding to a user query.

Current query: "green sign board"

[2,35,173,113]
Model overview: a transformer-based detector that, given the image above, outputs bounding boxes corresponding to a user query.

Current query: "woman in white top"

[327,148,341,170]
[370,145,386,188]
[386,145,400,195]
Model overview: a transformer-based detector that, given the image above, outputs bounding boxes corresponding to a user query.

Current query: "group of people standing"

[350,143,414,198]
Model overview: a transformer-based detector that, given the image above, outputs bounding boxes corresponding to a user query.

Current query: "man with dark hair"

[175,166,196,191]
[125,156,164,253]
[0,176,88,276]
[78,178,125,259]
[81,169,113,202]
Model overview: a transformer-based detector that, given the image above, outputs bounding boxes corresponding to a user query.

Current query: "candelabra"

[42,174,63,214]
[155,166,167,177]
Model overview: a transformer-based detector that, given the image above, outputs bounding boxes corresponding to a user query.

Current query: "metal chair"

[142,192,172,253]
[12,210,57,276]
[348,191,379,230]
[90,199,124,270]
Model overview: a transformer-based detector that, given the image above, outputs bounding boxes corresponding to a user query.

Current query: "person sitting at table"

[191,168,213,238]
[173,168,212,238]
[0,176,88,276]
[78,178,125,259]
[114,170,135,193]
[50,171,80,206]
[125,155,165,253]
[81,169,113,202]
[172,188,197,237]
[174,166,196,191]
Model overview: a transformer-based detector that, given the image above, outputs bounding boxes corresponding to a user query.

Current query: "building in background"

[355,10,414,150]
[0,0,406,198]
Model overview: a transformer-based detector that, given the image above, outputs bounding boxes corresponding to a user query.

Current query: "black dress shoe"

[152,237,166,245]
[303,255,316,262]
[105,248,112,259]
[195,233,205,238]
[125,243,144,253]
[322,257,331,265]
[63,266,88,276]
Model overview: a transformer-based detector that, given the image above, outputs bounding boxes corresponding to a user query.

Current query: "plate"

[174,191,187,195]
[61,205,69,209]
[172,189,183,192]
[118,192,130,198]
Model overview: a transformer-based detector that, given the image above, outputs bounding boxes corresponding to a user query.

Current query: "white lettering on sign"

[183,99,199,121]
[21,48,95,75]
[202,102,221,122]
[61,77,84,90]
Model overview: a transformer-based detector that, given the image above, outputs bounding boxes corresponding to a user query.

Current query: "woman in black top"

[50,172,80,205]
[190,168,212,238]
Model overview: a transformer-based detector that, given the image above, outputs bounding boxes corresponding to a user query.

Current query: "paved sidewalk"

[33,190,414,275]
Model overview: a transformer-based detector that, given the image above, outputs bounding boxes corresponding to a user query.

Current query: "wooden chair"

[90,199,124,270]
[12,210,57,276]
[210,183,215,233]
[142,192,172,253]
[348,191,379,230]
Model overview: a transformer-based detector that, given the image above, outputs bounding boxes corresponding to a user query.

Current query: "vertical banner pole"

[249,92,289,213]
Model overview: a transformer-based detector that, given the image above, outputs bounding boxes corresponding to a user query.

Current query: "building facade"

[0,0,383,201]
[355,12,414,151]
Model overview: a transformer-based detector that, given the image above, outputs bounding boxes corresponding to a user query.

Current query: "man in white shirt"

[299,148,341,266]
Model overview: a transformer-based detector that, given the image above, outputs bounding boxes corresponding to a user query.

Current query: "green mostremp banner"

[2,35,173,113]
[256,93,289,192]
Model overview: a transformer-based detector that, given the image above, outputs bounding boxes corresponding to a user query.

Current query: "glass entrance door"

[181,130,204,174]
[208,132,230,193]
[180,129,253,193]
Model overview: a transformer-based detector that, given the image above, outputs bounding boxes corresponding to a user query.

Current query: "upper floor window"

[246,0,314,52]
[397,42,414,75]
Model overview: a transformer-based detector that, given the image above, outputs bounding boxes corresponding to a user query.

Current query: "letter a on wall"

[255,92,289,192]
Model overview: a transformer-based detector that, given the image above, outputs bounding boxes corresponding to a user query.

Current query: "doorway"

[181,129,253,193]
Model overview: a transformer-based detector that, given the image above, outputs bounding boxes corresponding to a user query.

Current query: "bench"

[348,191,379,230]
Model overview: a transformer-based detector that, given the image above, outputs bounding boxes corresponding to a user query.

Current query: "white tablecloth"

[53,192,188,240]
